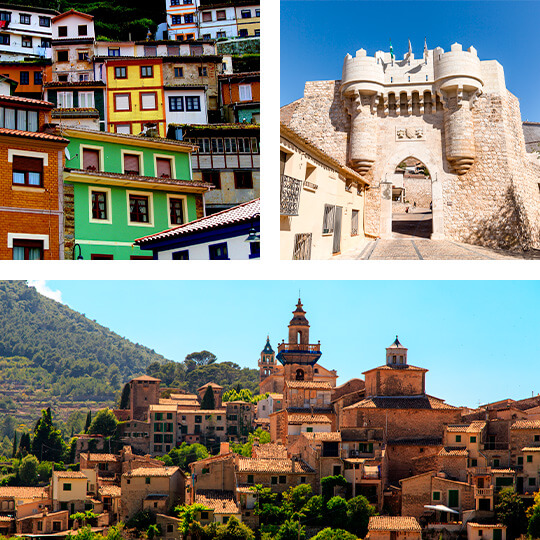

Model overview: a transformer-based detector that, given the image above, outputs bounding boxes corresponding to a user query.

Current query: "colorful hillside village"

[0,1,260,260]
[3,299,540,539]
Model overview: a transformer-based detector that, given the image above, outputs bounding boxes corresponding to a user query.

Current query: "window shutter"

[13,156,43,173]
[124,154,140,174]
[115,94,130,111]
[141,93,156,110]
[156,158,172,178]
[83,149,100,171]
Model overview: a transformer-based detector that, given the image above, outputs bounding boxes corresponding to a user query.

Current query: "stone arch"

[379,144,444,240]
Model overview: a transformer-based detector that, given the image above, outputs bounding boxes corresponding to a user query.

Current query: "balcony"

[474,486,494,497]
[280,175,302,216]
[469,467,491,476]
[482,443,509,450]
[277,342,321,353]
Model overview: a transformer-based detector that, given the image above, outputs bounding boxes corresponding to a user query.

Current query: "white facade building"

[164,87,208,126]
[0,4,56,61]
[199,6,237,39]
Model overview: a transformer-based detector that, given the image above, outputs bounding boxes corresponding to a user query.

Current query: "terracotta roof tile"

[83,453,117,462]
[124,467,179,478]
[447,421,486,433]
[287,413,332,424]
[369,516,422,532]
[0,94,53,107]
[522,447,540,452]
[363,364,427,374]
[132,375,161,382]
[195,490,239,514]
[251,443,288,459]
[54,471,87,479]
[511,420,540,430]
[198,382,223,390]
[237,457,314,474]
[345,395,456,411]
[135,198,259,245]
[285,381,332,390]
[0,128,68,143]
[303,431,342,442]
[439,447,469,457]
[99,485,121,497]
[468,523,505,529]
[0,487,47,499]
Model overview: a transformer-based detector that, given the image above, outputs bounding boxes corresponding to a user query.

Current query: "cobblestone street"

[335,209,540,260]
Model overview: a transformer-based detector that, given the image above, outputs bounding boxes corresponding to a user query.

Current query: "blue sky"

[32,280,540,409]
[281,1,540,121]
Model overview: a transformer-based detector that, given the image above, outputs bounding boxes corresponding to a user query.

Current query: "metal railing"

[277,342,321,353]
[280,175,302,216]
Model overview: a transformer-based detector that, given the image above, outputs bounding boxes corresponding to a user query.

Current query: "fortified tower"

[285,41,540,250]
[258,336,278,384]
[130,375,161,421]
[276,298,322,383]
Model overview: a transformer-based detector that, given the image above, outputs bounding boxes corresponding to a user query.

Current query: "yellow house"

[235,5,260,37]
[106,57,166,137]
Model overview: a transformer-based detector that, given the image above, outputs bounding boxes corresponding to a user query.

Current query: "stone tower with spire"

[259,336,278,384]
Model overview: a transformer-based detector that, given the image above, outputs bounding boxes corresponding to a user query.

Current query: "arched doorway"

[379,147,444,240]
[391,158,432,238]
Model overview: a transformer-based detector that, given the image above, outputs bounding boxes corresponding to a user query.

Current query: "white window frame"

[7,233,49,250]
[121,149,145,176]
[126,190,154,227]
[8,149,48,166]
[88,186,112,225]
[57,91,73,108]
[166,194,188,228]
[239,84,252,102]
[80,144,105,172]
[78,91,94,108]
[153,154,176,179]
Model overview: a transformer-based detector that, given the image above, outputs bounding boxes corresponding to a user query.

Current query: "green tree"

[119,383,130,409]
[146,524,161,540]
[19,454,39,485]
[346,495,377,538]
[311,528,357,540]
[275,519,305,540]
[327,496,348,530]
[300,494,324,526]
[84,411,92,433]
[495,487,527,540]
[215,515,254,540]
[31,408,65,462]
[175,503,210,537]
[283,484,313,516]
[527,492,540,539]
[11,431,17,458]
[320,475,347,503]
[18,433,31,456]
[161,443,208,470]
[88,408,118,437]
[201,386,216,410]
[185,351,217,367]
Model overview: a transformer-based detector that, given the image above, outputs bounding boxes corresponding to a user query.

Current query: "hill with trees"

[1,0,166,41]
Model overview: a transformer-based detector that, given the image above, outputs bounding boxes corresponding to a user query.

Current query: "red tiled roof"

[238,457,314,474]
[124,467,179,478]
[439,447,468,457]
[0,487,47,499]
[52,9,94,22]
[251,443,288,459]
[54,471,87,479]
[135,198,259,245]
[286,381,332,390]
[195,490,239,514]
[0,94,54,107]
[344,395,456,410]
[99,485,121,497]
[198,382,223,390]
[82,453,117,462]
[132,375,161,382]
[303,431,342,442]
[447,421,486,433]
[369,516,422,532]
[511,420,540,429]
[0,128,68,143]
[287,413,332,424]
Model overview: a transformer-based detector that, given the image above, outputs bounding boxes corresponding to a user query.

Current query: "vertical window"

[12,156,43,186]
[4,108,15,129]
[198,66,207,76]
[123,154,140,175]
[156,158,172,178]
[57,50,68,62]
[140,66,153,78]
[58,26,68,37]
[20,13,31,24]
[169,198,185,225]
[169,96,184,111]
[202,12,212,22]
[17,110,27,131]
[216,10,226,20]
[185,96,200,111]
[140,92,157,110]
[13,241,42,260]
[28,111,38,132]
[184,14,194,23]
[211,138,223,153]
[83,148,100,171]
[114,66,127,79]
[79,92,95,108]
[174,67,183,78]
[224,138,237,153]
[91,191,108,220]
[39,16,50,27]
[22,36,32,48]
[209,243,228,260]
[0,35,9,45]
[78,51,89,61]
[78,25,87,36]
[323,204,336,234]
[202,171,221,189]
[129,195,150,223]
[351,210,359,236]
[234,171,253,189]
[114,93,130,111]
[239,84,252,101]
[198,138,210,153]
[20,71,29,85]
[40,39,51,49]
[34,71,43,85]
[171,15,182,25]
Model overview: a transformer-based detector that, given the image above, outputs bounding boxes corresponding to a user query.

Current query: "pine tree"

[200,386,215,410]
[11,431,17,458]
[119,383,130,409]
[31,408,66,462]
[84,411,92,433]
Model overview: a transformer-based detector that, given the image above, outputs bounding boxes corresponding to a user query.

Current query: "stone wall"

[403,175,432,207]
[386,444,441,483]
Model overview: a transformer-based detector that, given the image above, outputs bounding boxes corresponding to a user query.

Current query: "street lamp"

[72,243,83,260]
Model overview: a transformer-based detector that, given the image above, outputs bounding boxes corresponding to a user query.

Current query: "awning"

[424,504,460,515]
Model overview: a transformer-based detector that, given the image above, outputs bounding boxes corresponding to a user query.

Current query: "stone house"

[226,401,254,441]
[120,467,185,521]
[0,486,50,535]
[367,516,422,540]
[466,522,506,540]
[280,122,370,260]
[51,470,91,513]
[257,393,283,419]
[16,509,69,535]
[190,449,237,496]
[195,490,241,524]
[197,382,223,408]
[521,447,540,494]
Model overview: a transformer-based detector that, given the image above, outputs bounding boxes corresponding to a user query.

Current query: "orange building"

[105,57,166,136]
[219,71,260,123]
[0,61,50,99]
[0,94,68,260]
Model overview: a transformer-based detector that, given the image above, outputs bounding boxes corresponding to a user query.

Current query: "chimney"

[220,442,230,455]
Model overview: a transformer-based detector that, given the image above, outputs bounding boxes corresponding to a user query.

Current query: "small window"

[202,12,212,22]
[20,71,29,85]
[20,14,30,24]
[201,511,209,520]
[78,25,87,36]
[129,194,150,223]
[12,156,43,187]
[238,29,248,38]
[12,240,43,260]
[79,92,94,108]
[108,48,120,57]
[78,51,89,61]
[518,456,524,465]
[184,14,194,23]
[322,204,335,234]
[63,483,72,491]
[83,148,100,171]
[271,476,277,485]
[57,91,73,108]
[535,435,540,442]
[22,36,32,48]
[40,38,50,49]
[470,436,477,443]
[141,66,153,78]
[216,10,226,20]
[34,71,43,85]
[279,476,286,484]
[124,153,140,175]
[167,45,179,56]
[140,92,157,110]
[169,96,184,112]
[529,478,536,486]
[174,67,183,78]
[156,157,172,178]
[247,474,254,484]
[171,15,182,25]
[185,96,200,111]
[255,9,260,17]
[57,50,69,62]
[234,171,252,189]
[456,435,462,443]
[144,46,157,56]
[91,191,108,220]
[171,0,180,4]
[39,16,50,27]
[115,66,127,79]
[145,477,150,485]
[198,66,207,76]
[0,34,9,45]
[527,455,533,463]
[209,243,228,260]
[58,26,68,37]
[471,458,478,467]
[351,209,359,236]
[202,171,220,189]
[169,198,185,225]
[241,9,251,18]
[114,93,130,111]
[239,84,252,102]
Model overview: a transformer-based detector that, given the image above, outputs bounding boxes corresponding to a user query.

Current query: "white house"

[198,5,237,39]
[164,87,208,126]
[0,4,57,61]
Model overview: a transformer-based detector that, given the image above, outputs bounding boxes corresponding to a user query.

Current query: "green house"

[62,128,212,260]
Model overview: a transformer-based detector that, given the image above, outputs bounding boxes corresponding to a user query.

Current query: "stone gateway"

[282,43,540,250]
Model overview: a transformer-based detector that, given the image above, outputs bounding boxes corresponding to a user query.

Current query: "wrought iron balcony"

[280,175,302,216]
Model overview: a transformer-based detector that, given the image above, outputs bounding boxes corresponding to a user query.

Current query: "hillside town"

[0,0,260,260]
[2,298,540,540]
